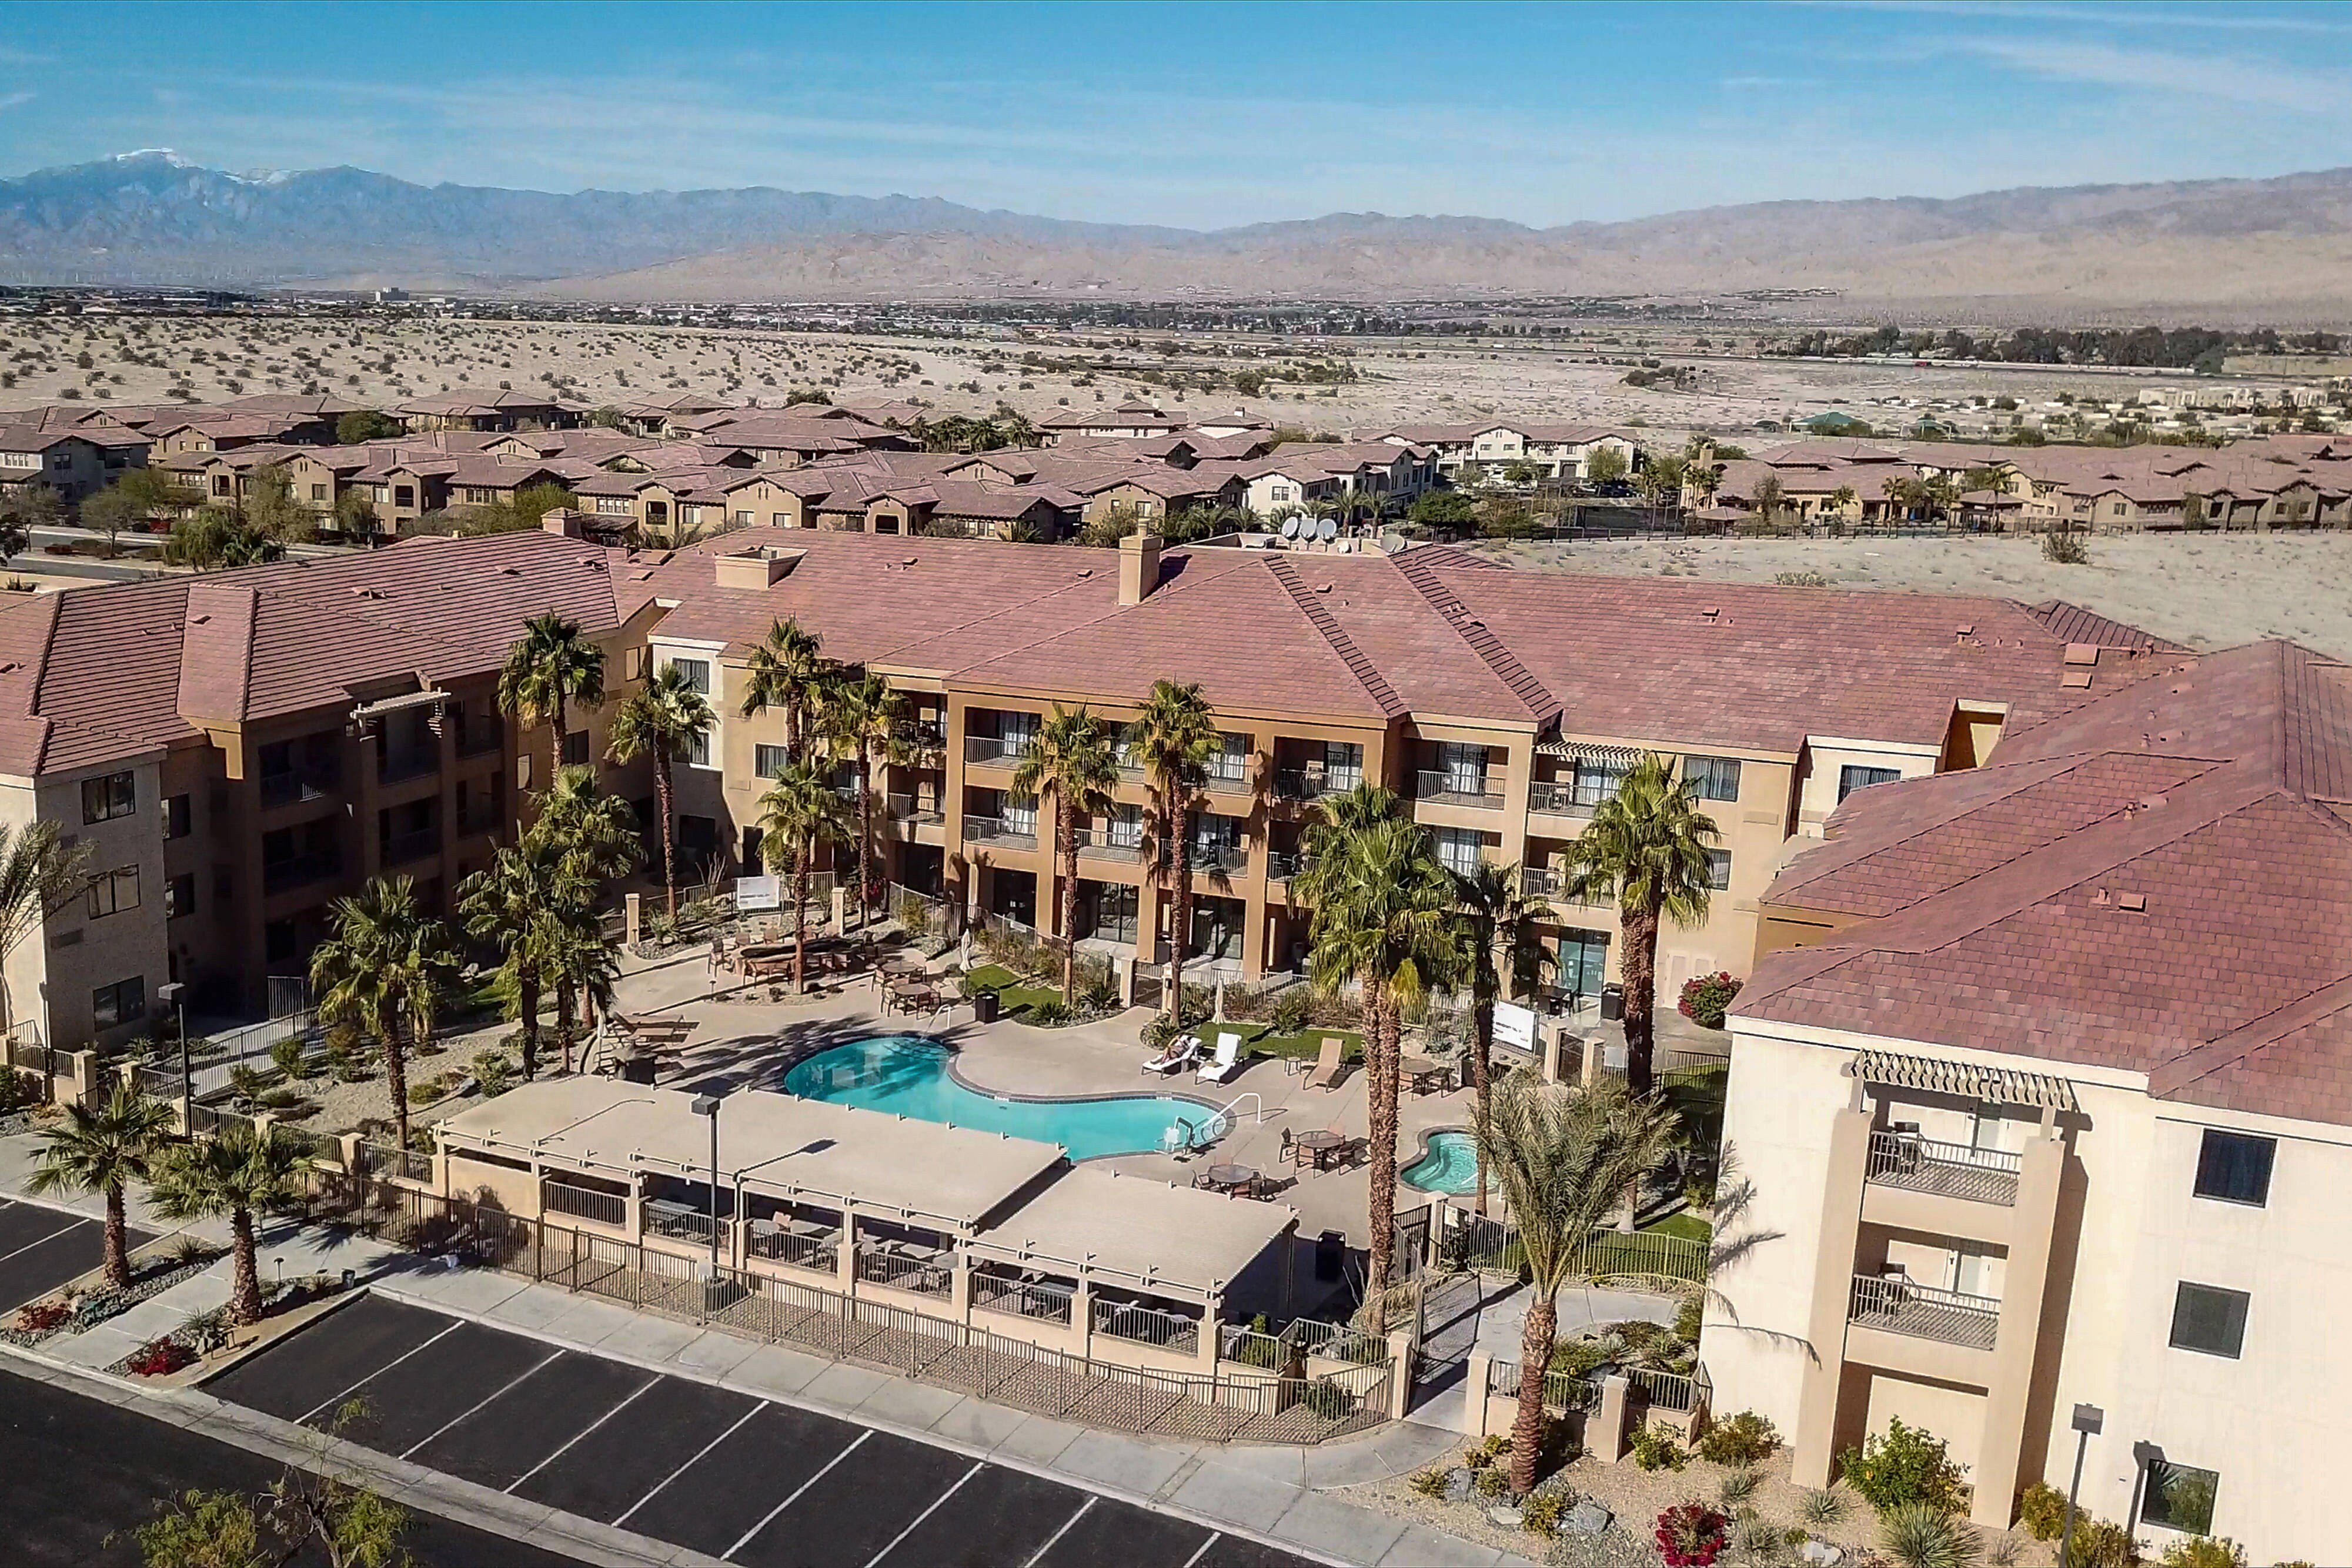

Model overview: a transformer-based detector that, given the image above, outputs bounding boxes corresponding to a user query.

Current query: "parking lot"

[206,1294,1322,1568]
[0,1197,151,1314]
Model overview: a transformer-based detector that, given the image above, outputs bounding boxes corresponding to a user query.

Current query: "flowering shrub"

[1678,972,1741,1030]
[14,1299,71,1335]
[1655,1503,1729,1567]
[125,1335,195,1377]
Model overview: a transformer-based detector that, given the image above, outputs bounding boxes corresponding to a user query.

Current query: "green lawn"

[963,964,1071,1021]
[1213,1021,1365,1064]
[1642,1211,1715,1244]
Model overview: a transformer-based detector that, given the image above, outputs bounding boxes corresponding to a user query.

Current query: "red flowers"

[125,1336,196,1377]
[1655,1503,1729,1567]
[13,1299,71,1335]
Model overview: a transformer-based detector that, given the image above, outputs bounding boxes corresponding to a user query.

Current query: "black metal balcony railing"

[1847,1273,2000,1350]
[1522,865,1562,900]
[541,1179,626,1229]
[262,851,340,895]
[1866,1132,2023,1206]
[886,793,944,825]
[961,816,1038,850]
[1274,768,1358,802]
[1191,841,1248,874]
[964,735,1028,766]
[1267,850,1315,882]
[259,771,337,809]
[1416,769,1504,807]
[892,720,947,751]
[382,828,439,867]
[1202,757,1250,791]
[378,750,439,785]
[1077,828,1142,862]
[1530,780,1615,815]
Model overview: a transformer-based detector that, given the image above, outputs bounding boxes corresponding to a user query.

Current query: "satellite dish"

[1318,516,1338,541]
[1281,516,1300,539]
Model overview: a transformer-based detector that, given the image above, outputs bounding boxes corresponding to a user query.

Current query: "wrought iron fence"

[1847,1273,2001,1350]
[1865,1131,2022,1205]
[356,1142,432,1183]
[744,1225,838,1276]
[1485,1356,1602,1413]
[338,1188,1391,1445]
[1450,1214,1708,1285]
[1628,1364,1710,1415]
[1279,1317,1391,1366]
[970,1270,1075,1326]
[857,1247,954,1297]
[1090,1297,1202,1356]
[542,1178,627,1229]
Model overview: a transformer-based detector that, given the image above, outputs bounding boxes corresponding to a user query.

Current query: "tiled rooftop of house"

[1743,638,2352,1125]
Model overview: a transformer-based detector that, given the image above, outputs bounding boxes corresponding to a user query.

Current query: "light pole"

[690,1094,721,1273]
[157,982,188,1131]
[2058,1402,2103,1568]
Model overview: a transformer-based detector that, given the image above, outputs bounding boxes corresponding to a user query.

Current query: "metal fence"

[1449,1213,1709,1286]
[1865,1131,2022,1206]
[1484,1357,1603,1413]
[324,1187,1390,1446]
[1279,1317,1392,1366]
[971,1271,1075,1326]
[1628,1364,1711,1415]
[1091,1298,1201,1356]
[356,1142,432,1184]
[542,1178,627,1229]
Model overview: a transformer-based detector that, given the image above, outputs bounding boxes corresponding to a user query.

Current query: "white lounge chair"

[1197,1032,1244,1084]
[1142,1034,1201,1075]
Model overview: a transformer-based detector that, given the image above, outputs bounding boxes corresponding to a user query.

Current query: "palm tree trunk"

[793,838,810,995]
[1362,977,1399,1331]
[655,751,677,921]
[1621,900,1661,1096]
[229,1205,261,1324]
[549,694,568,795]
[555,977,577,1074]
[518,963,542,1081]
[1471,988,1495,1216]
[1165,798,1192,1020]
[857,747,875,929]
[1057,798,1078,1004]
[102,1182,130,1290]
[385,1025,412,1151]
[1509,1291,1558,1496]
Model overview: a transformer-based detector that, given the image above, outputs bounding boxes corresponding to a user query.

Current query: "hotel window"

[165,872,196,920]
[1838,764,1900,803]
[85,866,139,919]
[734,509,752,526]
[1572,756,1626,808]
[755,744,788,779]
[2168,1282,2250,1359]
[310,483,328,501]
[2193,1129,2274,1207]
[92,977,145,1031]
[1205,733,1249,785]
[687,731,711,768]
[82,770,136,823]
[1683,755,1741,802]
[162,793,192,841]
[2140,1461,2219,1537]
[560,730,590,767]
[1704,848,1731,891]
[670,657,711,695]
[1433,827,1483,877]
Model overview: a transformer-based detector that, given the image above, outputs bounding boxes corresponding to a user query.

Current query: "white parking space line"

[400,1348,564,1459]
[723,1427,874,1561]
[295,1319,463,1427]
[1177,1534,1223,1568]
[1018,1496,1097,1568]
[612,1402,767,1528]
[504,1373,660,1493]
[860,1459,983,1568]
[0,1212,89,1268]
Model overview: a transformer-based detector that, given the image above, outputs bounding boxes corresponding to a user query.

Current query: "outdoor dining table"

[1401,1056,1455,1095]
[1202,1164,1259,1195]
[1294,1131,1348,1170]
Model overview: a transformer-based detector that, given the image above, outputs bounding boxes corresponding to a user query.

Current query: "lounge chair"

[1305,1035,1347,1091]
[1143,1034,1201,1075]
[1197,1032,1244,1085]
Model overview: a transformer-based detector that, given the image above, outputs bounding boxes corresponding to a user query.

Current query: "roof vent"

[2061,670,2094,688]
[1955,623,1975,637]
[715,545,805,590]
[2063,642,2100,666]
[2117,891,2147,912]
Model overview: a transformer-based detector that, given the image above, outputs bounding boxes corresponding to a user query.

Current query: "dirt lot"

[1479,532,2352,661]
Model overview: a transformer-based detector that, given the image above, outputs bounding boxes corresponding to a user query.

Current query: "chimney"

[540,507,584,539]
[1118,531,1164,604]
[714,544,805,590]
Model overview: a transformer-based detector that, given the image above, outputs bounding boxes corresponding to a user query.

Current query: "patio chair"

[1305,1035,1347,1092]
[1142,1034,1202,1075]
[1197,1032,1244,1085]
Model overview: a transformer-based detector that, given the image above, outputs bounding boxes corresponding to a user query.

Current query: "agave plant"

[1879,1502,1980,1568]
[1799,1486,1849,1527]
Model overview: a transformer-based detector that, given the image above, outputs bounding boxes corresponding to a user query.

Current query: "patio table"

[1401,1056,1454,1095]
[1202,1164,1259,1195]
[1295,1131,1347,1170]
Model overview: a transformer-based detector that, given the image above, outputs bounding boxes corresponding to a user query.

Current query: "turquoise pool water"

[782,1035,1222,1161]
[1401,1131,1479,1195]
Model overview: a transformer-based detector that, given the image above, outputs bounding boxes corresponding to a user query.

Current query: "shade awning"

[1852,1047,2078,1112]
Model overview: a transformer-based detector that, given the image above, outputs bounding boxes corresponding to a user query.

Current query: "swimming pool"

[1401,1130,1480,1195]
[782,1035,1223,1161]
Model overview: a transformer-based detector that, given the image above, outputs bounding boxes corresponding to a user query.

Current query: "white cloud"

[1957,36,2349,116]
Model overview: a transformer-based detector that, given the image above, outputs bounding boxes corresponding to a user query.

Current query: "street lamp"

[156,982,188,1131]
[689,1094,721,1273]
[2058,1403,2103,1568]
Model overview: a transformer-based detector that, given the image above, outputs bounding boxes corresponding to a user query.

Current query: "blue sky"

[4,1,2350,229]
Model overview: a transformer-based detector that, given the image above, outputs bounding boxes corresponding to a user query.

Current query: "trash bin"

[971,990,1000,1024]
[1600,983,1625,1021]
[1315,1229,1346,1282]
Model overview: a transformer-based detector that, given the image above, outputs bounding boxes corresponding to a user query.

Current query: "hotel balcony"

[962,815,1038,851]
[1273,768,1359,804]
[1847,1273,2000,1352]
[1075,827,1142,864]
[1415,769,1504,809]
[1865,1131,2022,1207]
[964,734,1028,768]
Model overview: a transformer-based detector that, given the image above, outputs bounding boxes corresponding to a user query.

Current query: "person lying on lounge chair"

[1142,1034,1203,1074]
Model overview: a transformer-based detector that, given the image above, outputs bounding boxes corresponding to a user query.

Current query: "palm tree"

[1558,754,1718,1095]
[1299,799,1457,1319]
[754,762,848,996]
[28,1082,175,1288]
[1475,1071,1679,1496]
[1124,680,1220,1022]
[526,767,641,1052]
[542,900,622,1074]
[606,663,716,921]
[456,844,563,1080]
[824,671,908,929]
[0,820,94,1043]
[739,617,831,763]
[1012,705,1121,1004]
[146,1122,309,1323]
[497,612,607,794]
[310,876,456,1151]
[1451,861,1556,1215]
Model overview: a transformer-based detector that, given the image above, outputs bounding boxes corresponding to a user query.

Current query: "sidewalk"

[0,1131,1535,1568]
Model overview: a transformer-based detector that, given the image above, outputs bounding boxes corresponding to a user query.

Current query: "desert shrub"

[1840,1418,1969,1514]
[1025,998,1071,1028]
[1549,1338,1610,1378]
[15,1299,71,1333]
[2019,1482,2068,1540]
[1677,971,1741,1029]
[269,1038,310,1080]
[1631,1421,1687,1472]
[1655,1503,1729,1567]
[472,1052,513,1097]
[1879,1502,1981,1568]
[1774,570,1831,587]
[1732,1514,1789,1562]
[1521,1487,1571,1538]
[1717,1467,1760,1506]
[2042,529,2090,564]
[1674,1293,1705,1342]
[2065,1516,2141,1568]
[1475,1465,1511,1498]
[2156,1539,2243,1568]
[1696,1409,1779,1467]
[0,1065,34,1114]
[1985,1533,2021,1567]
[1140,1013,1181,1050]
[1408,1467,1448,1499]
[1269,987,1314,1035]
[1800,1486,1849,1526]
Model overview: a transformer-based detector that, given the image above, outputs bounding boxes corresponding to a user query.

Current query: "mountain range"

[8,151,2352,318]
